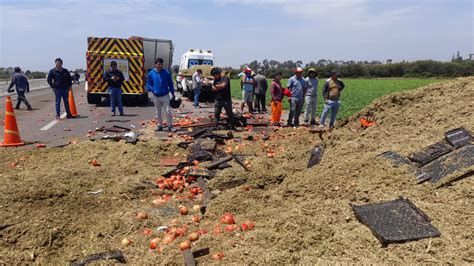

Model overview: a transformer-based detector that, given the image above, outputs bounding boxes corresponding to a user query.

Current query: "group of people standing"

[240,68,268,114]
[243,67,345,129]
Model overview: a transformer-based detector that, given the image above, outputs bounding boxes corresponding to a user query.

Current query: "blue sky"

[0,0,473,71]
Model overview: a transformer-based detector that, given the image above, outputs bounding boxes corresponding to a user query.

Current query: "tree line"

[225,59,474,79]
[0,67,47,79]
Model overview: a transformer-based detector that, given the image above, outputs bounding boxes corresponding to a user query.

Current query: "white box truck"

[176,49,215,102]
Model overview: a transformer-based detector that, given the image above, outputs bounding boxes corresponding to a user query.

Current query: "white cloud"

[213,0,418,30]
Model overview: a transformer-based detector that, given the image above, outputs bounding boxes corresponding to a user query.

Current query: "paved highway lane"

[0,83,228,147]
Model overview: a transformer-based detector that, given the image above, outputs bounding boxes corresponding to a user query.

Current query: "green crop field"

[229,78,447,119]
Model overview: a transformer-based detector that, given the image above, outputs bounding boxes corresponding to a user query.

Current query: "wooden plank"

[179,122,215,129]
[231,154,250,172]
[183,249,196,266]
[197,177,211,215]
[202,155,233,170]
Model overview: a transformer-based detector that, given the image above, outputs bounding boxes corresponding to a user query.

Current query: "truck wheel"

[140,93,149,105]
[187,90,194,101]
[87,92,101,104]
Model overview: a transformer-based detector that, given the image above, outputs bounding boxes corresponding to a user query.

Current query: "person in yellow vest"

[319,71,345,129]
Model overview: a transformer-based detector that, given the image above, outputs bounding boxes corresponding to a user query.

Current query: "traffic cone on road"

[68,87,78,117]
[0,96,25,147]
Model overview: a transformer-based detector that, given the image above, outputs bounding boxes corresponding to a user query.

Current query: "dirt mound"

[0,77,473,264]
[179,65,214,79]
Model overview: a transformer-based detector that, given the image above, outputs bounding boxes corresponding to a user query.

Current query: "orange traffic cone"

[0,96,24,147]
[68,87,78,117]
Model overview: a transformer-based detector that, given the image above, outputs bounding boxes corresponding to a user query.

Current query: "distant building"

[386,59,392,64]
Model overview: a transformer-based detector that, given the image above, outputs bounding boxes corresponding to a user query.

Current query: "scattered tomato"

[136,212,148,220]
[179,206,188,215]
[90,159,101,166]
[224,224,236,232]
[162,234,175,244]
[121,237,133,247]
[211,252,225,260]
[188,232,199,242]
[220,213,235,224]
[150,237,160,249]
[192,215,200,223]
[179,240,191,251]
[244,221,255,230]
[192,205,201,213]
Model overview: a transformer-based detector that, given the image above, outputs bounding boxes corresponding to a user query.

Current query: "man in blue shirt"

[47,58,73,119]
[147,58,176,132]
[7,67,32,110]
[286,67,307,127]
[240,67,254,113]
[103,61,125,116]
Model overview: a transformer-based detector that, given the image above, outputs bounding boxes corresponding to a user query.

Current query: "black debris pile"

[351,197,441,247]
[380,127,473,184]
[378,151,413,167]
[416,144,473,183]
[408,142,453,166]
[307,144,324,168]
[445,127,473,148]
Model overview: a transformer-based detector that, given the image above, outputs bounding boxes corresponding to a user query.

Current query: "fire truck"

[85,36,173,104]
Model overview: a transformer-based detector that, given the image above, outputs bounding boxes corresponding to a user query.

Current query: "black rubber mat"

[307,144,324,168]
[408,141,453,166]
[351,197,440,247]
[417,144,474,183]
[379,151,412,166]
[445,127,472,148]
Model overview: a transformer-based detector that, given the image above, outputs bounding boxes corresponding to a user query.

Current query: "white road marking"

[40,113,67,131]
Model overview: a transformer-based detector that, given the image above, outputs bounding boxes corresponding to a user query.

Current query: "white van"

[176,49,214,101]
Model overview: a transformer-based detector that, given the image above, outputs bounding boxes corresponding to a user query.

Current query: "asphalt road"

[0,83,233,147]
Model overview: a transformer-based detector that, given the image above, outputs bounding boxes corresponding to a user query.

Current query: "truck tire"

[187,90,194,101]
[140,93,149,105]
[87,92,101,104]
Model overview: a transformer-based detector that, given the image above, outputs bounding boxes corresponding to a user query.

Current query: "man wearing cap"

[286,67,307,127]
[253,69,268,113]
[320,71,345,129]
[211,67,237,130]
[304,68,319,126]
[7,67,32,110]
[47,58,73,119]
[240,67,255,113]
[147,57,176,132]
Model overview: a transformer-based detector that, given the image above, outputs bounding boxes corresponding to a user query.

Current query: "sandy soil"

[0,77,473,264]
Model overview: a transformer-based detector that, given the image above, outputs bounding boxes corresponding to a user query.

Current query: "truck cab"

[176,49,214,101]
